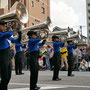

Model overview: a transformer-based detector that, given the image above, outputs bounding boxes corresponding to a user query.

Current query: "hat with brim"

[52,35,59,41]
[0,20,7,25]
[27,31,37,36]
[67,40,73,44]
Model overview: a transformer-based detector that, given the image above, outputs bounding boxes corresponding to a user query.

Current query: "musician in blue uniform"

[67,40,76,76]
[52,35,63,81]
[15,41,25,75]
[27,31,46,90]
[0,20,21,90]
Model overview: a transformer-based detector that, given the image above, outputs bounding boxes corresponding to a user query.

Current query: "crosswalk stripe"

[9,83,90,90]
[9,86,67,90]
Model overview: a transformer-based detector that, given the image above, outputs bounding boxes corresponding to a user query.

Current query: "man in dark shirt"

[52,35,63,81]
[27,31,46,90]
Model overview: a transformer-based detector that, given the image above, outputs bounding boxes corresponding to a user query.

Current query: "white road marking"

[9,88,28,90]
[9,86,66,90]
[9,83,90,90]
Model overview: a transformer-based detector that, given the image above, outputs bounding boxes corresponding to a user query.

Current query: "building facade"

[0,0,8,9]
[86,0,90,44]
[0,0,50,27]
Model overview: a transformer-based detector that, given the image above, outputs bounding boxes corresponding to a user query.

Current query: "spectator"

[41,46,47,69]
[25,46,30,69]
[10,44,15,70]
[82,51,89,62]
[86,45,90,61]
[46,45,51,70]
[60,43,68,70]
[49,45,54,70]
[73,46,80,70]
[79,59,88,71]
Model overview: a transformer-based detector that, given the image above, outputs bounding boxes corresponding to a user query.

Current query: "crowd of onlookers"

[10,44,90,72]
[73,45,90,71]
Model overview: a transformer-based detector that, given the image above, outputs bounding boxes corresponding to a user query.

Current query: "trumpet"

[0,2,28,32]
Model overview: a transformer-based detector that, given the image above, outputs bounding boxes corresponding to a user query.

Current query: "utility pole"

[79,25,86,44]
[80,26,82,43]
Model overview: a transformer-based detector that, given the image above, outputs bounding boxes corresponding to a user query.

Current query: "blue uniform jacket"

[0,31,21,50]
[67,45,76,54]
[53,41,63,53]
[28,38,42,53]
[15,42,24,53]
[0,31,19,50]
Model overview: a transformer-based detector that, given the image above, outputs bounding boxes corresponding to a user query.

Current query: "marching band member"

[52,35,63,81]
[0,20,13,90]
[27,31,46,90]
[15,40,25,75]
[0,20,20,90]
[67,40,76,76]
[0,19,23,90]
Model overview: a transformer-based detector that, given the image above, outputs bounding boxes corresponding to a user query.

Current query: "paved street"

[9,71,90,90]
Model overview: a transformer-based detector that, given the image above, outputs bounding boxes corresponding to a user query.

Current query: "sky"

[50,0,87,36]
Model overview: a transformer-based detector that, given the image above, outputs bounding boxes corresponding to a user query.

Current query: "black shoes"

[16,73,24,75]
[30,86,40,90]
[68,74,75,77]
[19,73,24,75]
[16,73,20,75]
[52,77,62,81]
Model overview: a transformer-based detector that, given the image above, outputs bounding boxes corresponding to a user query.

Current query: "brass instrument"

[49,29,69,36]
[67,30,81,39]
[0,2,28,32]
[21,17,51,39]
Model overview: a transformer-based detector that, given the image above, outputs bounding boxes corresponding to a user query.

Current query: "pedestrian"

[52,35,63,81]
[67,40,76,76]
[27,31,46,90]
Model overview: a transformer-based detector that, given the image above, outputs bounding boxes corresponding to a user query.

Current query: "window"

[89,37,90,40]
[35,19,40,23]
[36,0,39,2]
[88,3,90,6]
[88,17,90,20]
[88,23,90,26]
[32,23,34,26]
[31,1,34,7]
[41,7,45,14]
[88,10,90,13]
[42,3,44,5]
